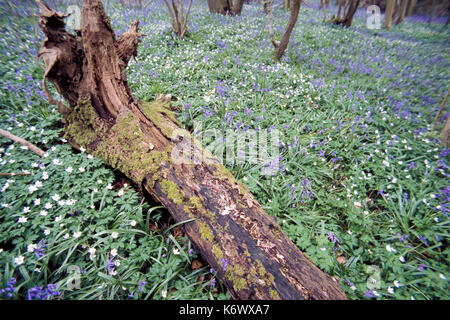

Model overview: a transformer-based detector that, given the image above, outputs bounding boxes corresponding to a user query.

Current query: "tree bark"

[284,0,292,10]
[230,0,245,15]
[36,0,346,300]
[406,0,416,16]
[273,0,301,61]
[321,0,329,21]
[441,116,450,148]
[395,0,408,24]
[207,0,244,15]
[330,0,360,27]
[384,0,395,29]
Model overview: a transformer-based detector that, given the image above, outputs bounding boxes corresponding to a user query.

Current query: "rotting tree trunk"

[36,0,347,300]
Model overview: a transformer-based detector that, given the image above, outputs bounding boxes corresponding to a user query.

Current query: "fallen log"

[36,0,347,300]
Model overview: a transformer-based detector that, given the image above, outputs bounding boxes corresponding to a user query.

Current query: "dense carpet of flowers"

[0,0,448,299]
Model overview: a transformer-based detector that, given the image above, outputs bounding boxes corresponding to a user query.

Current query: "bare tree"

[163,0,193,39]
[267,0,302,61]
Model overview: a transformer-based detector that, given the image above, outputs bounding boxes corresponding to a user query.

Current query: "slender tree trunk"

[395,0,409,24]
[433,88,450,131]
[440,116,450,148]
[263,0,270,14]
[384,0,395,29]
[273,0,301,61]
[406,0,416,16]
[230,0,245,15]
[284,0,292,10]
[36,0,346,300]
[429,0,436,24]
[343,0,360,27]
[336,0,343,20]
[330,0,360,27]
[321,0,328,21]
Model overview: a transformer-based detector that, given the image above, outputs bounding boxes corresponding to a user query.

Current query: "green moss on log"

[160,179,185,205]
[139,100,181,139]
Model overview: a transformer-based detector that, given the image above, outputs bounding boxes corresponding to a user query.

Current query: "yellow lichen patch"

[160,179,185,205]
[226,264,248,292]
[198,221,215,242]
[269,289,280,299]
[212,244,224,260]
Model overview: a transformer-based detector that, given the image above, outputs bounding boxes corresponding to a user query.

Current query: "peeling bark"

[36,0,347,300]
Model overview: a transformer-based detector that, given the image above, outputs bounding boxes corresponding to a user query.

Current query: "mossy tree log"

[36,0,347,300]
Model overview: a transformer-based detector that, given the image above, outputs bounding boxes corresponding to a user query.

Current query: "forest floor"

[0,0,449,300]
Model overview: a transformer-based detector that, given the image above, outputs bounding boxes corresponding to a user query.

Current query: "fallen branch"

[0,172,32,177]
[0,128,45,157]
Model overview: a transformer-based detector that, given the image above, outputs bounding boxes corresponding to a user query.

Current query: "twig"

[0,128,45,157]
[0,172,32,177]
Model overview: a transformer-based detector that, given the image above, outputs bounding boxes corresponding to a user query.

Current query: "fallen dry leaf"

[191,259,203,270]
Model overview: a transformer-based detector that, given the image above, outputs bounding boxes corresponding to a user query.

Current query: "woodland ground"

[0,0,449,300]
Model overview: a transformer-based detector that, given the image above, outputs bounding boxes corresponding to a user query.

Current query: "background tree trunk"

[330,0,361,27]
[231,0,245,15]
[274,0,301,61]
[321,0,329,20]
[384,0,395,29]
[207,0,244,15]
[440,116,450,148]
[36,0,346,300]
[284,0,292,10]
[406,0,416,16]
[207,0,229,14]
[395,0,408,24]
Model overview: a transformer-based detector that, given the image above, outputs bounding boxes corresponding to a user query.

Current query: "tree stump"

[36,0,347,300]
